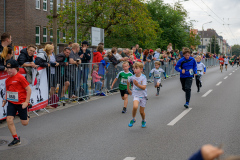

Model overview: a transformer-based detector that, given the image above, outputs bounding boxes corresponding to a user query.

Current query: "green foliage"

[207,36,220,54]
[232,44,240,56]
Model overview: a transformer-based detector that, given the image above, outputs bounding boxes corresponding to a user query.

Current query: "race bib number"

[7,91,19,102]
[154,73,161,78]
[220,61,223,63]
[121,78,128,85]
[189,69,194,75]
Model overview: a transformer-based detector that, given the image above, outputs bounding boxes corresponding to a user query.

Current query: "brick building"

[0,0,65,47]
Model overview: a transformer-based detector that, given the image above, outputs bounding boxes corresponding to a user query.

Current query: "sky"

[162,0,240,46]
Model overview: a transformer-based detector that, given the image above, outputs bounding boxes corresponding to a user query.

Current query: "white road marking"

[216,81,222,86]
[202,90,213,97]
[224,76,228,79]
[167,108,192,126]
[236,69,238,71]
[229,73,232,75]
[123,157,136,160]
[233,71,235,72]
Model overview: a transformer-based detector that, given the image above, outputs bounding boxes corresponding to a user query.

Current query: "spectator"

[132,46,141,59]
[56,47,71,100]
[0,33,12,53]
[69,43,82,98]
[92,45,104,65]
[138,48,143,60]
[68,42,73,49]
[91,64,102,93]
[167,43,173,52]
[35,44,52,68]
[114,48,128,67]
[179,47,184,58]
[79,41,91,95]
[17,45,37,68]
[143,49,150,64]
[153,48,161,61]
[135,44,139,55]
[121,49,127,58]
[147,49,154,61]
[0,47,13,71]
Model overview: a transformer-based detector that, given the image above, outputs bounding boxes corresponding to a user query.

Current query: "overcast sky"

[162,0,240,46]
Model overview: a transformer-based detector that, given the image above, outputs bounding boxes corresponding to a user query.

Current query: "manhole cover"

[0,139,9,146]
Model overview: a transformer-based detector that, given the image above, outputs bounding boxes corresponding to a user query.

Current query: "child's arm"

[127,81,132,95]
[133,80,146,90]
[22,86,31,109]
[111,78,118,89]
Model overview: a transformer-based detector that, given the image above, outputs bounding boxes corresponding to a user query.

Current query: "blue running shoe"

[141,121,146,128]
[128,119,136,127]
[184,102,189,109]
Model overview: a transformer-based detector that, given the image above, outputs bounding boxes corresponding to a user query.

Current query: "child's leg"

[132,100,139,119]
[7,116,17,135]
[140,107,145,121]
[123,94,128,108]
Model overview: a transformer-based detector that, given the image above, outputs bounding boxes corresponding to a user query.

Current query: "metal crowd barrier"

[46,58,218,107]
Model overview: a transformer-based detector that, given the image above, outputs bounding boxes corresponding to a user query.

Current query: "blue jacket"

[175,57,197,78]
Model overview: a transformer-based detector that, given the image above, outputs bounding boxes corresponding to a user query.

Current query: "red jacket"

[133,53,142,62]
[92,51,103,64]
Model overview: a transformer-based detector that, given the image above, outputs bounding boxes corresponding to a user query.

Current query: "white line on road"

[224,76,228,79]
[229,73,232,75]
[236,69,238,71]
[216,81,222,86]
[167,108,192,126]
[233,71,235,72]
[202,90,213,97]
[123,157,136,160]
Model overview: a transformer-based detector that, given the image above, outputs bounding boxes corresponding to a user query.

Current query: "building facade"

[0,0,66,47]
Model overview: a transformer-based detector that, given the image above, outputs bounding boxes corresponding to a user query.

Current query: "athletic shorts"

[225,64,228,66]
[7,101,28,120]
[220,64,224,66]
[133,96,147,107]
[120,89,129,97]
[154,78,161,86]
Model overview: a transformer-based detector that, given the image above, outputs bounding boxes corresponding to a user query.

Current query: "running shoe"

[128,119,136,127]
[122,107,127,113]
[8,137,21,147]
[156,91,159,96]
[184,102,189,109]
[197,88,200,92]
[141,121,146,128]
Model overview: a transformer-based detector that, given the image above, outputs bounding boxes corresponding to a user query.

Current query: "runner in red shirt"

[2,59,31,147]
[217,55,225,73]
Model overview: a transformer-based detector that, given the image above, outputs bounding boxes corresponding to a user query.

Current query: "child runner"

[127,62,147,128]
[111,62,133,113]
[175,47,197,108]
[149,61,166,96]
[217,55,224,73]
[195,56,206,92]
[2,59,31,146]
[224,56,229,71]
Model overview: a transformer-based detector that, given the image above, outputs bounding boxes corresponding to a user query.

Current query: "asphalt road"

[0,65,240,160]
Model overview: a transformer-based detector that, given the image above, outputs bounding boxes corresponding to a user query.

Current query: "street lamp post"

[202,21,212,53]
[75,0,77,43]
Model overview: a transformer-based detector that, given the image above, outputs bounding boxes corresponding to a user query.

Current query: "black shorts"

[220,64,224,66]
[225,64,228,66]
[7,101,28,120]
[120,89,129,97]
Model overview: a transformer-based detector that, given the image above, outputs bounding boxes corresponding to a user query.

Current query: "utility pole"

[53,0,58,54]
[214,32,216,54]
[75,0,77,43]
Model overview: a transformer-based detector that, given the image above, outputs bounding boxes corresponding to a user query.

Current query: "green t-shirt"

[116,71,133,90]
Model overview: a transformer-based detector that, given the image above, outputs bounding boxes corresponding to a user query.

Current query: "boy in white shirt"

[127,62,147,128]
[195,56,206,92]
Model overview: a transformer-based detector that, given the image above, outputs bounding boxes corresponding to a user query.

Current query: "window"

[36,0,40,9]
[36,26,40,45]
[205,39,207,41]
[50,0,53,10]
[43,0,47,11]
[57,29,60,43]
[50,28,53,42]
[43,27,47,43]
[63,31,66,43]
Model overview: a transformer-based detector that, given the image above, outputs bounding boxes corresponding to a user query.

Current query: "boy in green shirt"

[111,62,133,113]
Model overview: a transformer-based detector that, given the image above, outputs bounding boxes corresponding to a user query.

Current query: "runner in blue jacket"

[175,47,197,108]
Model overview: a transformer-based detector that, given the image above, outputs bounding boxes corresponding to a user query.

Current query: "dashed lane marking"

[233,71,235,72]
[202,90,213,97]
[216,81,222,86]
[224,76,228,79]
[123,157,136,160]
[229,73,232,75]
[167,108,192,126]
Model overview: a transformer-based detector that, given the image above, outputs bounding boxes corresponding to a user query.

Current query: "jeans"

[95,81,102,92]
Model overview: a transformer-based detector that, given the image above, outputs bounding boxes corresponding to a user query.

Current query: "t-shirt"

[218,58,224,64]
[224,58,229,64]
[6,72,30,104]
[128,74,147,97]
[116,71,133,90]
[150,68,165,78]
[69,50,80,61]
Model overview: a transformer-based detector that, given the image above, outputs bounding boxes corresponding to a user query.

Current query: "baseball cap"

[6,59,19,68]
[149,49,154,53]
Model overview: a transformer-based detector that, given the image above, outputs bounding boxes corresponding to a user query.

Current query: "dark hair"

[46,41,53,45]
[7,47,13,54]
[68,42,73,45]
[1,33,11,42]
[64,47,71,51]
[97,45,104,53]
[143,49,149,56]
[82,41,89,46]
[183,47,190,55]
[111,47,117,53]
[27,45,36,50]
[98,42,104,46]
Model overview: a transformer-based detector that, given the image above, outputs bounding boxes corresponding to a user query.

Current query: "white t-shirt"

[197,62,206,75]
[224,58,229,64]
[150,68,165,78]
[128,74,147,97]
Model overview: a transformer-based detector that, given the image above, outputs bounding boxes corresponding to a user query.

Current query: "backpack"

[49,94,59,108]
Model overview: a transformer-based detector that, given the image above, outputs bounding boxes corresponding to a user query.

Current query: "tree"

[232,44,240,56]
[207,36,220,54]
[47,0,159,48]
